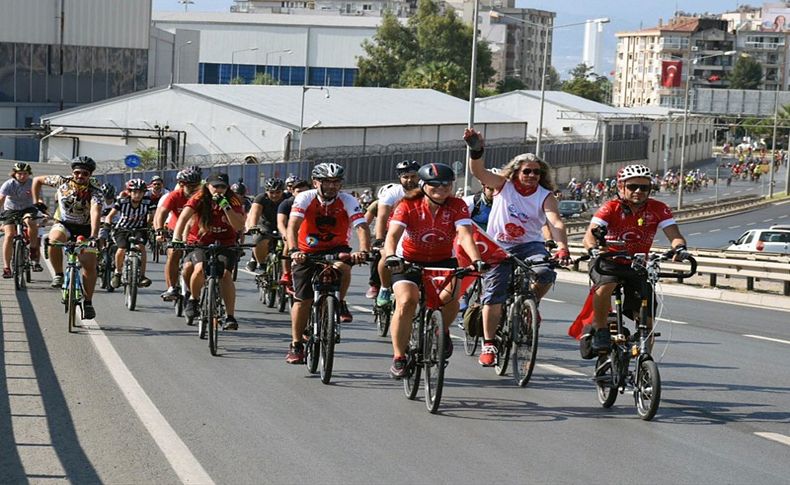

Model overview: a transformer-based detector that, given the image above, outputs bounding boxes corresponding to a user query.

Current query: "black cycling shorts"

[391,258,457,288]
[113,228,149,250]
[188,247,240,278]
[291,246,351,302]
[589,257,656,321]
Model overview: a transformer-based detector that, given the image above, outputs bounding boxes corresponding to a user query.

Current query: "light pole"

[489,12,609,158]
[178,0,194,12]
[298,86,330,159]
[175,40,192,84]
[231,47,259,83]
[769,46,787,198]
[463,0,480,197]
[677,49,736,209]
[265,49,293,82]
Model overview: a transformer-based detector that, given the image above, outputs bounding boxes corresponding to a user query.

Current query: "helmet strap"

[420,186,446,206]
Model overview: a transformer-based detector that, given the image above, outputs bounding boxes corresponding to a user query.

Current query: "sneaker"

[2,268,11,279]
[365,285,380,299]
[339,300,352,323]
[82,302,96,320]
[111,272,122,289]
[376,288,393,307]
[184,299,199,319]
[591,328,611,352]
[51,274,64,288]
[161,287,179,301]
[389,356,409,379]
[139,276,152,288]
[32,262,43,272]
[279,272,292,287]
[245,259,257,272]
[286,342,305,364]
[478,345,498,367]
[224,315,238,331]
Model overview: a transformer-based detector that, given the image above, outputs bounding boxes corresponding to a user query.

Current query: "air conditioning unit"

[562,126,573,133]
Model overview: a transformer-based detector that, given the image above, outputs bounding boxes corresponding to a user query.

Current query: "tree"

[728,55,763,90]
[496,76,526,94]
[545,66,562,91]
[356,0,494,98]
[561,63,611,103]
[134,147,159,170]
[252,73,279,85]
[230,76,246,85]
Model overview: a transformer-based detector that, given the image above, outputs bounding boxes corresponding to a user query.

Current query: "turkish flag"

[661,60,682,88]
[454,223,511,296]
[568,287,596,339]
[708,74,721,82]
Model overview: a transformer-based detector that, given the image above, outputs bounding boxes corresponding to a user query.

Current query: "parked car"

[727,227,790,254]
[558,200,588,219]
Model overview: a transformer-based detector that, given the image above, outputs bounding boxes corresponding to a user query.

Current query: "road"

[679,198,790,249]
[2,254,789,484]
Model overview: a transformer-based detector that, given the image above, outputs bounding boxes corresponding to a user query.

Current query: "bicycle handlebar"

[593,250,697,280]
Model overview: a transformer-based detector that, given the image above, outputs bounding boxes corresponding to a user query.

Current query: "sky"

[153,0,740,78]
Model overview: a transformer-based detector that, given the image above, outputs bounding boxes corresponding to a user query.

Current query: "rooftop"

[152,11,385,28]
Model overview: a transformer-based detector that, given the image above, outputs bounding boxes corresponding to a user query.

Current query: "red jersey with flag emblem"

[390,195,471,262]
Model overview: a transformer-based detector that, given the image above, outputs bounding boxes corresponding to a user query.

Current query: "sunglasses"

[210,184,228,189]
[72,170,90,177]
[425,180,453,187]
[520,168,541,176]
[625,183,651,192]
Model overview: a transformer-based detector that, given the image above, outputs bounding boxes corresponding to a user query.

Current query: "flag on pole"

[661,60,682,88]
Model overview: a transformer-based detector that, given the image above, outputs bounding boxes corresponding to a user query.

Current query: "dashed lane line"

[351,305,373,314]
[746,222,756,226]
[541,298,565,303]
[779,213,789,217]
[743,334,790,346]
[689,232,701,236]
[536,364,585,376]
[762,219,774,223]
[774,200,790,206]
[755,432,790,447]
[657,317,688,325]
[727,225,741,229]
[709,229,720,233]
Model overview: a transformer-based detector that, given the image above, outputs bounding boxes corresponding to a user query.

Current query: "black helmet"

[100,183,116,199]
[418,163,455,185]
[13,162,32,174]
[395,160,420,175]
[264,178,285,191]
[231,179,248,196]
[187,165,203,176]
[176,169,201,185]
[127,178,147,191]
[71,156,96,173]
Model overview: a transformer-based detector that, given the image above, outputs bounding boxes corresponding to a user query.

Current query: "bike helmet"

[617,164,652,182]
[377,183,396,198]
[71,156,96,173]
[264,178,285,191]
[127,178,147,191]
[395,160,420,175]
[13,162,32,174]
[418,163,455,185]
[311,162,345,180]
[231,179,248,196]
[285,174,299,186]
[176,169,201,185]
[150,175,163,184]
[187,164,203,176]
[100,183,116,199]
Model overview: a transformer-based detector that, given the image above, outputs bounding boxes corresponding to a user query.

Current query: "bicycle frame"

[47,239,90,333]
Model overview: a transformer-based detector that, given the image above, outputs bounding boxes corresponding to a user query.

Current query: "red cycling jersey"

[591,198,676,256]
[161,188,193,230]
[289,190,365,253]
[390,195,472,262]
[184,194,244,245]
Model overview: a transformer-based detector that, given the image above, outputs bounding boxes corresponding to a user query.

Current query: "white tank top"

[486,180,550,248]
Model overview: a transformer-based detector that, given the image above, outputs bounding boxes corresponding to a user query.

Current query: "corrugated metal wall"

[0,0,150,48]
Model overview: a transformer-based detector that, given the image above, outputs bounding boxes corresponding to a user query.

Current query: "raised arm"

[464,128,506,190]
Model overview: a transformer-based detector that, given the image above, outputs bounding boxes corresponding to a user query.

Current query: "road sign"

[452,161,463,175]
[124,154,141,169]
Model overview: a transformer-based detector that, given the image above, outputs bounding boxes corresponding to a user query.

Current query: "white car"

[727,227,790,254]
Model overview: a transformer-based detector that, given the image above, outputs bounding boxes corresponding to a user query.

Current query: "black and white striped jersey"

[113,196,155,229]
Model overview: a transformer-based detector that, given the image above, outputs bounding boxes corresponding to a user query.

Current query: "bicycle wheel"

[103,249,115,293]
[125,257,138,311]
[67,269,78,333]
[151,240,160,263]
[277,284,287,313]
[403,314,423,400]
[207,279,220,356]
[423,310,446,414]
[512,297,540,388]
[306,309,320,375]
[634,358,661,421]
[375,303,391,338]
[595,354,617,408]
[319,297,337,384]
[266,255,278,308]
[13,239,25,290]
[494,323,511,377]
[197,290,208,339]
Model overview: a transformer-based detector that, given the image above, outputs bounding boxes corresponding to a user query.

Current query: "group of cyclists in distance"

[1,128,693,388]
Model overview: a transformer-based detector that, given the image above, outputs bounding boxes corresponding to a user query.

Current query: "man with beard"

[245,178,286,272]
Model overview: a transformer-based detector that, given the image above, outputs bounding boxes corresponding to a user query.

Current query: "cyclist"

[231,179,252,213]
[32,156,102,320]
[147,175,169,206]
[276,178,310,289]
[245,178,286,272]
[105,178,155,289]
[582,164,688,352]
[371,160,421,305]
[0,163,45,277]
[171,173,246,330]
[97,183,118,248]
[461,167,499,232]
[383,163,485,378]
[465,129,572,367]
[285,163,370,364]
[284,174,299,197]
[154,169,202,301]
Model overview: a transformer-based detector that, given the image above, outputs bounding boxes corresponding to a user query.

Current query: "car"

[727,228,790,254]
[558,200,588,219]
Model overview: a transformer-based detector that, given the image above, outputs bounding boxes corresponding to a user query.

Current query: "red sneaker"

[2,268,12,279]
[285,342,305,364]
[478,345,497,367]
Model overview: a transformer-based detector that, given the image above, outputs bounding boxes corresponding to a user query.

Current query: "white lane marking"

[541,297,565,303]
[779,213,789,218]
[43,260,214,485]
[351,305,373,314]
[743,334,790,346]
[657,317,688,325]
[707,196,716,199]
[774,200,790,206]
[762,219,774,223]
[735,190,743,194]
[755,432,790,447]
[709,229,720,233]
[536,363,585,376]
[746,222,756,226]
[689,232,702,236]
[727,225,741,229]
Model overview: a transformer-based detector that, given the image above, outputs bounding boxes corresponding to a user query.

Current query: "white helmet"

[377,183,396,198]
[490,167,501,175]
[617,164,652,182]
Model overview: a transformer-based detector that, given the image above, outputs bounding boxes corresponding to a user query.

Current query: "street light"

[489,11,609,158]
[231,47,259,82]
[298,86,330,159]
[768,49,786,198]
[264,49,293,82]
[677,49,737,209]
[175,40,192,84]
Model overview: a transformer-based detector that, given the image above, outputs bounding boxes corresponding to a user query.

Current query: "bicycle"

[252,230,288,313]
[4,213,44,291]
[115,229,145,311]
[97,223,117,293]
[397,262,479,414]
[370,249,394,338]
[45,237,93,333]
[302,252,372,384]
[460,277,482,356]
[590,248,696,421]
